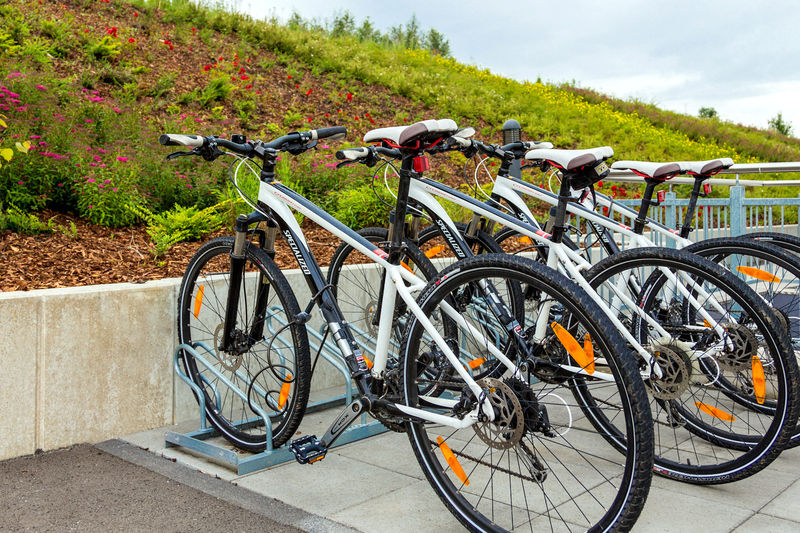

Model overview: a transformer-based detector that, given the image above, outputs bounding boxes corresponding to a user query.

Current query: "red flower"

[163,39,173,50]
[128,37,135,43]
[597,181,603,187]
[287,75,292,79]
[354,115,359,120]
[218,56,223,61]
[365,112,370,117]
[403,118,408,122]
[203,64,212,71]
[134,12,138,17]
[306,117,312,123]
[107,27,117,37]
[238,67,245,73]
[256,90,261,95]
[346,92,353,101]
[231,77,237,82]
[294,84,299,88]
[337,109,342,113]
[189,46,193,51]
[369,118,375,124]
[305,89,312,96]
[191,27,196,35]
[240,75,249,80]
[325,113,329,117]
[245,84,252,89]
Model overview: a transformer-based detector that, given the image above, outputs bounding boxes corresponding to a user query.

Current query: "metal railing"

[583,163,800,246]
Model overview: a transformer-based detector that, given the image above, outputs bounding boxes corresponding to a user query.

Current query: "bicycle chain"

[449,443,545,484]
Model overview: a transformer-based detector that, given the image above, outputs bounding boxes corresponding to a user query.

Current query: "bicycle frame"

[227,161,610,430]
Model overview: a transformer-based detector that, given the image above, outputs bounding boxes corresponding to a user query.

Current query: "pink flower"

[85,119,93,123]
[116,156,128,162]
[97,148,107,154]
[104,179,111,184]
[112,188,118,192]
[35,84,46,91]
[29,135,42,139]
[93,155,103,162]
[17,181,23,185]
[6,73,24,79]
[88,205,94,209]
[186,184,193,188]
[87,178,96,183]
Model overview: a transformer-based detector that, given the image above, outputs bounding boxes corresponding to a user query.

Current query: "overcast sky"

[228,0,800,134]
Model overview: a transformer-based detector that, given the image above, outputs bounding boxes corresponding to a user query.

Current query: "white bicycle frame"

[249,170,613,429]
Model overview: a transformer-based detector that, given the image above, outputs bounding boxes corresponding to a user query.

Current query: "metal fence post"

[664,191,677,247]
[730,185,745,236]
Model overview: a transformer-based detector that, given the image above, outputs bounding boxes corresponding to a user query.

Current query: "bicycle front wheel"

[178,237,311,452]
[584,247,800,484]
[402,254,654,532]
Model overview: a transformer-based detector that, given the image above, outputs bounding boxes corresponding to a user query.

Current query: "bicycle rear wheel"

[178,237,310,451]
[402,254,654,532]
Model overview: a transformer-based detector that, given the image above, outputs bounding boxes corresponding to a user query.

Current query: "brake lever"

[165,150,195,161]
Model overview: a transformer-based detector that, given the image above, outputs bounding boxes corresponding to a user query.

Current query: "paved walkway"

[4,401,800,532]
[121,401,800,533]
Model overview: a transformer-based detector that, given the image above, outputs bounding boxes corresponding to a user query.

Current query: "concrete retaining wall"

[0,268,350,461]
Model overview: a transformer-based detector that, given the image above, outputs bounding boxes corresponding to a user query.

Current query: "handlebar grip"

[527,141,554,150]
[450,136,473,148]
[312,126,347,142]
[335,147,370,160]
[159,134,205,147]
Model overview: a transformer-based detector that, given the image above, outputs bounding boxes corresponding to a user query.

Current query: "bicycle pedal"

[289,435,327,465]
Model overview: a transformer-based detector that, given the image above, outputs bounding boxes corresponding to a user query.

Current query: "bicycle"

[162,122,654,532]
[332,131,800,484]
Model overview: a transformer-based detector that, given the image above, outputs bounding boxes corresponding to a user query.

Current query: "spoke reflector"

[468,357,486,369]
[436,436,469,485]
[752,356,766,405]
[551,322,594,374]
[583,333,595,374]
[695,401,735,422]
[193,285,204,318]
[518,236,532,244]
[362,355,374,369]
[278,374,292,409]
[424,245,446,258]
[703,318,711,328]
[400,261,415,274]
[736,266,780,283]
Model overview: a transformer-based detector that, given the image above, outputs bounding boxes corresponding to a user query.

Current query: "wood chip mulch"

[0,211,341,292]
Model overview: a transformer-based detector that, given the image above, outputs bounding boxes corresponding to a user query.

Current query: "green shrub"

[197,77,233,107]
[332,185,390,229]
[132,202,226,257]
[75,170,144,227]
[86,36,121,61]
[0,205,53,234]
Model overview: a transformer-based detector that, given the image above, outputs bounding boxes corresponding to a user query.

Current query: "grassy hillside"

[1,0,798,244]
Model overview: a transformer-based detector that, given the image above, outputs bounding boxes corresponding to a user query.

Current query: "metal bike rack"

[165,314,389,475]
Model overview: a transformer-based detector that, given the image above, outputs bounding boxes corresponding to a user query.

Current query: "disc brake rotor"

[214,323,243,372]
[718,322,758,372]
[646,343,692,400]
[473,378,524,449]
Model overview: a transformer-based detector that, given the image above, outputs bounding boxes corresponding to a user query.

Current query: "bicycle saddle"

[677,158,735,176]
[611,161,682,180]
[363,119,459,147]
[524,146,614,171]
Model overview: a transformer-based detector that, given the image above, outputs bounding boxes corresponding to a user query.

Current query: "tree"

[424,28,450,57]
[330,11,355,37]
[404,15,421,49]
[698,106,718,118]
[768,112,793,136]
[356,18,378,42]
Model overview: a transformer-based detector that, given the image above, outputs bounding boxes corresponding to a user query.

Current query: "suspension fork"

[219,211,276,351]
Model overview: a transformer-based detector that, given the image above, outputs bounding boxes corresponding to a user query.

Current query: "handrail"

[606,162,800,186]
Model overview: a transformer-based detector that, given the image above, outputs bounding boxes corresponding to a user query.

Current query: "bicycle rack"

[165,311,389,475]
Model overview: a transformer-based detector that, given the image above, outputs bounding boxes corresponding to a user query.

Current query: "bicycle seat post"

[679,176,707,239]
[633,179,662,235]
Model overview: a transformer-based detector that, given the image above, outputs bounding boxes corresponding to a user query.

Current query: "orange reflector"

[518,236,533,244]
[436,436,469,485]
[362,355,374,370]
[551,322,594,374]
[424,245,446,258]
[193,285,204,318]
[695,401,735,422]
[278,374,292,409]
[737,266,781,283]
[400,261,414,274]
[703,319,711,328]
[583,334,595,374]
[752,356,766,405]
[468,357,486,369]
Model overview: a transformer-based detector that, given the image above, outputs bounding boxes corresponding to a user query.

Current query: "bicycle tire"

[747,231,800,256]
[402,253,654,532]
[178,236,311,452]
[683,237,800,448]
[583,247,800,484]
